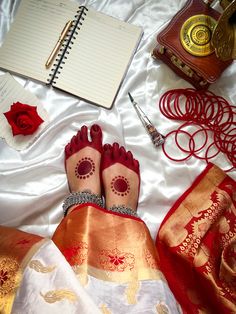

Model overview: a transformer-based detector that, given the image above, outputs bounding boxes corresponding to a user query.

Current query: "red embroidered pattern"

[179,190,230,259]
[99,248,135,272]
[62,242,88,266]
[145,249,159,269]
[16,239,31,246]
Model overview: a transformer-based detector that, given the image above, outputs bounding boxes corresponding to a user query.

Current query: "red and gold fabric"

[156,163,236,314]
[0,226,43,313]
[52,203,163,283]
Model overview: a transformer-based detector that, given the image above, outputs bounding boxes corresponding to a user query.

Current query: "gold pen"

[45,20,73,69]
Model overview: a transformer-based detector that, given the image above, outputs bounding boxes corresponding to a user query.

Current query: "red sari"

[156,163,236,314]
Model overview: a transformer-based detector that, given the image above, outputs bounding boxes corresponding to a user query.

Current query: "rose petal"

[3,102,44,136]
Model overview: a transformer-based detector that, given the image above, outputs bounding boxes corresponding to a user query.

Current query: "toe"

[126,151,133,162]
[119,146,126,161]
[112,142,120,158]
[103,143,112,151]
[81,125,88,141]
[90,124,102,151]
[101,143,113,170]
[133,159,140,170]
[65,143,73,159]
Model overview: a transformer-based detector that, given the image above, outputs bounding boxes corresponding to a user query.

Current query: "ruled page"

[55,7,143,109]
[0,0,77,83]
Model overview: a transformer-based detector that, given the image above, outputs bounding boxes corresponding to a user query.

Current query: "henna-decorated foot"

[65,124,102,196]
[101,143,140,212]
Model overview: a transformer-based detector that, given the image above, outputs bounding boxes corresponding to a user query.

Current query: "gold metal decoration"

[180,14,217,56]
[212,0,236,61]
[170,55,194,77]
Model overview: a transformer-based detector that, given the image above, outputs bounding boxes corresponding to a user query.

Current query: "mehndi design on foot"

[101,142,140,214]
[111,175,130,196]
[75,157,95,179]
[64,124,103,214]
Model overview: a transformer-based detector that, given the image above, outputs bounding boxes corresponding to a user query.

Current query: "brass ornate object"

[180,14,217,56]
[212,0,236,61]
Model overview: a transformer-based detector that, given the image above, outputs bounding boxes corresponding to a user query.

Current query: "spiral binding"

[46,6,88,86]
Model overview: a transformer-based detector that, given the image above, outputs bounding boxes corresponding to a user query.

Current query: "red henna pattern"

[111,176,130,196]
[75,157,95,179]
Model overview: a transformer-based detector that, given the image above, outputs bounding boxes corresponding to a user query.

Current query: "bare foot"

[65,124,102,198]
[101,143,140,212]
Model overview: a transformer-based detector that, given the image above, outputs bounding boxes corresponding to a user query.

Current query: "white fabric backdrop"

[0,0,235,240]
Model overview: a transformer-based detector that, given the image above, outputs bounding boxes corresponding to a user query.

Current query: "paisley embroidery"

[99,248,135,272]
[100,303,112,314]
[156,302,169,314]
[125,280,139,304]
[28,260,56,273]
[72,266,88,287]
[40,289,77,303]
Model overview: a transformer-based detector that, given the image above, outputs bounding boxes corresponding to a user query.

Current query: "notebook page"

[0,0,78,83]
[55,7,143,109]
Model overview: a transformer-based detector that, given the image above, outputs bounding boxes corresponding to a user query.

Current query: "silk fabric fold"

[156,163,236,314]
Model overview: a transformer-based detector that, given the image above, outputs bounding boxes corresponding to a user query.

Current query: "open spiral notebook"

[0,0,143,109]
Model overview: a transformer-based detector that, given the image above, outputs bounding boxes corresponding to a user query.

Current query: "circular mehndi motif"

[111,175,130,196]
[75,157,95,179]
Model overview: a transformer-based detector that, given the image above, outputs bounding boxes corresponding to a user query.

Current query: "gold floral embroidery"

[0,256,21,313]
[125,280,140,304]
[156,302,169,314]
[100,303,112,314]
[28,260,56,273]
[0,256,21,299]
[99,248,135,272]
[40,289,77,303]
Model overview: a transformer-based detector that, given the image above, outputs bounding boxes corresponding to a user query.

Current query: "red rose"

[4,102,44,136]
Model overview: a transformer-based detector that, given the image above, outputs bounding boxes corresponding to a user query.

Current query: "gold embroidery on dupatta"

[100,304,112,314]
[28,260,56,273]
[156,302,169,313]
[40,290,77,303]
[0,256,21,312]
[72,266,88,286]
[125,280,140,304]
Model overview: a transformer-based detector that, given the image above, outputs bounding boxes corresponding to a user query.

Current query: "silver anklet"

[63,190,104,216]
[107,205,138,217]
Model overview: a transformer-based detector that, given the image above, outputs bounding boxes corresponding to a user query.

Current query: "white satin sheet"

[0,0,235,242]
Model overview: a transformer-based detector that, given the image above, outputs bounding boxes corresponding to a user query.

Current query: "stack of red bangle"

[159,88,236,171]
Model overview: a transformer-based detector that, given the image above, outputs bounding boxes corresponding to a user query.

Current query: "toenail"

[92,124,99,131]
